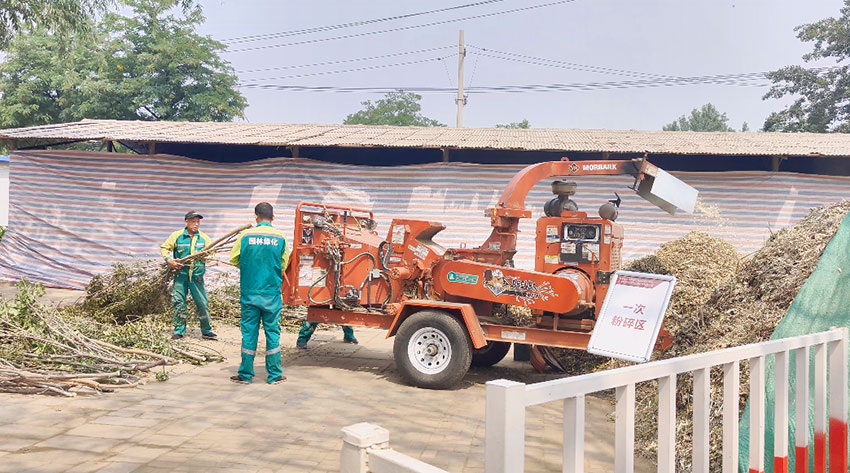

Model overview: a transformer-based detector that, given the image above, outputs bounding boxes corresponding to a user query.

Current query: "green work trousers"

[172,274,212,336]
[238,294,283,383]
[297,321,355,343]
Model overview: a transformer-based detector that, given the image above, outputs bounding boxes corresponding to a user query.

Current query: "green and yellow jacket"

[160,228,212,280]
[229,222,290,297]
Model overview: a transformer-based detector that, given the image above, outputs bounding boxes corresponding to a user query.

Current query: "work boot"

[268,375,287,385]
[171,333,184,340]
[296,341,308,350]
[202,331,218,341]
[230,375,250,384]
[343,336,359,345]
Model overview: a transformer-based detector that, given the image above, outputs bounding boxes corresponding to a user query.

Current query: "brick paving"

[0,325,655,473]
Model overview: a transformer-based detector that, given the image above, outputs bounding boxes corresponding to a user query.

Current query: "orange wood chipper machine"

[282,157,698,389]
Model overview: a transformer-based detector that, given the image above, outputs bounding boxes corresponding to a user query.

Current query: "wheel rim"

[407,326,452,375]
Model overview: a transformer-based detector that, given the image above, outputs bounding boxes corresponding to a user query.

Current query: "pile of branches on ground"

[0,282,182,396]
[553,202,849,471]
[0,226,256,397]
[80,260,173,323]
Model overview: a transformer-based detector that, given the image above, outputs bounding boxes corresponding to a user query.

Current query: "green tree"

[762,1,850,132]
[662,103,735,131]
[0,0,245,128]
[496,119,530,129]
[0,0,112,48]
[344,90,444,126]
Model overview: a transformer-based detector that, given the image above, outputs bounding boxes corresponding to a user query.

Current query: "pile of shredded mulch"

[547,201,850,471]
[570,202,849,471]
[656,201,850,471]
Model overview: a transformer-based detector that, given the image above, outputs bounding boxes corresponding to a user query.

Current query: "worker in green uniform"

[229,202,290,384]
[160,211,217,341]
[296,322,357,349]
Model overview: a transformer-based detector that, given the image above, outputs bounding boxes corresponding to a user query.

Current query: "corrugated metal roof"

[2,119,850,157]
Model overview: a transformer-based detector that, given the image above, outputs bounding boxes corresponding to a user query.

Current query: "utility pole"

[456,30,466,128]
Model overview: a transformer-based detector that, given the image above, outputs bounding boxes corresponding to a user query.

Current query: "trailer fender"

[386,300,487,349]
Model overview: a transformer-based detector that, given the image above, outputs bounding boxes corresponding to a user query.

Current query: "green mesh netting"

[739,211,850,472]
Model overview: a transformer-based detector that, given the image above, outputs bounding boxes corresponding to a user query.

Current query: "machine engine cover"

[433,260,582,313]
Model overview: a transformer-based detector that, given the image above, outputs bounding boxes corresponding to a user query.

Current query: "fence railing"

[485,327,849,473]
[340,423,450,473]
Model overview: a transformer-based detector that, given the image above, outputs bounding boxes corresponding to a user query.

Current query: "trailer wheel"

[471,341,511,368]
[393,310,472,389]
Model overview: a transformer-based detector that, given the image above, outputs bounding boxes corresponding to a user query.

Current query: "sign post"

[587,270,677,362]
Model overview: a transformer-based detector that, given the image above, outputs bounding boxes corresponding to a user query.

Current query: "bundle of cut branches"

[81,224,251,323]
[0,282,178,396]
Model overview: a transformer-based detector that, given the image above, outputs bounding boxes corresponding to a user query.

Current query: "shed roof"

[2,119,850,157]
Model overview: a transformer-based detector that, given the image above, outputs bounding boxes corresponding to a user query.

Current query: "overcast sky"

[195,0,845,130]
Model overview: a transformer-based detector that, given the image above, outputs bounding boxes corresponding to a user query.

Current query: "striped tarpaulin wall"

[0,150,848,289]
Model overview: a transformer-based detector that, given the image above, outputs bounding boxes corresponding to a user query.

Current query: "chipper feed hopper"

[283,157,698,389]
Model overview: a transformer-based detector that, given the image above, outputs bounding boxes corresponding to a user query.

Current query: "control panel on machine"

[560,223,602,263]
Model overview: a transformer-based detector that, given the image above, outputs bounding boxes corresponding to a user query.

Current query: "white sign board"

[587,270,677,363]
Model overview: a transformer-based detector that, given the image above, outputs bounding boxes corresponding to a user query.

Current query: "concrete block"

[92,417,159,428]
[67,424,146,440]
[340,423,389,448]
[0,437,37,452]
[35,435,121,453]
[94,463,141,473]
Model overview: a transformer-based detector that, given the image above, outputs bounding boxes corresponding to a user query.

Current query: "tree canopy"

[0,0,245,128]
[343,91,444,127]
[662,103,736,132]
[0,0,112,48]
[495,119,530,129]
[762,1,850,132]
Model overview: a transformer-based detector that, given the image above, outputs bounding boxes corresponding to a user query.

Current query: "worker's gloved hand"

[167,259,183,270]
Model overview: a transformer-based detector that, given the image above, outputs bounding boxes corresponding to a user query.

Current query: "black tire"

[471,341,511,368]
[393,310,472,389]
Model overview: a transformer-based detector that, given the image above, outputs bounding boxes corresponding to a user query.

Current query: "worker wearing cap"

[229,202,291,384]
[160,211,217,341]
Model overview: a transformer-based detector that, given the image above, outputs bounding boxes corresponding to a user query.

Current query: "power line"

[240,55,457,82]
[236,66,839,94]
[466,52,481,88]
[237,46,454,75]
[441,55,455,88]
[220,0,506,45]
[467,45,675,79]
[225,0,578,54]
[468,51,774,88]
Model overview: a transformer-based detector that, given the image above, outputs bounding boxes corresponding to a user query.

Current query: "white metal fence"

[340,423,451,473]
[485,327,849,473]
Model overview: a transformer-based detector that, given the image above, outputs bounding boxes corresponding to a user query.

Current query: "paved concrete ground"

[0,283,654,472]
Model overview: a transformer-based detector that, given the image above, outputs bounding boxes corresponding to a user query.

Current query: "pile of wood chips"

[566,201,849,472]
